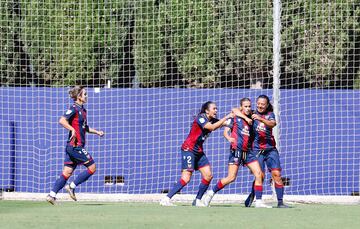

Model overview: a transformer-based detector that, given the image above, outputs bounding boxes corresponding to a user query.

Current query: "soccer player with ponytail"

[160,101,233,207]
[46,86,104,205]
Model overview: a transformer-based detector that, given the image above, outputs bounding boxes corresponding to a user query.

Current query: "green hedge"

[0,0,359,88]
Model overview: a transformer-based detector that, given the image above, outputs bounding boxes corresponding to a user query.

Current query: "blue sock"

[275,184,284,205]
[52,174,68,194]
[74,169,94,186]
[212,180,224,193]
[196,178,210,200]
[167,179,187,199]
[254,185,263,200]
[250,180,255,194]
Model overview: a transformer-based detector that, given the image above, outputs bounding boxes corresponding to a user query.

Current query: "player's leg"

[65,147,95,201]
[47,165,74,205]
[266,149,289,208]
[202,164,239,206]
[193,164,212,207]
[245,151,265,207]
[160,150,194,206]
[247,161,271,208]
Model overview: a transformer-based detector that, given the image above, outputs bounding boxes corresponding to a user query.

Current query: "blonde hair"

[69,86,85,101]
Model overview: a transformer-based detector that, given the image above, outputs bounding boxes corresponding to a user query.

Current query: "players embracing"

[233,95,289,208]
[202,98,271,208]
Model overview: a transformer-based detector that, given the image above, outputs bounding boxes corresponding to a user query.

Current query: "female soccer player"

[160,101,233,207]
[234,95,288,208]
[46,86,104,205]
[202,98,271,208]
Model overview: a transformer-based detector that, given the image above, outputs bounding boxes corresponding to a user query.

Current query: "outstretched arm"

[87,127,105,137]
[203,113,234,131]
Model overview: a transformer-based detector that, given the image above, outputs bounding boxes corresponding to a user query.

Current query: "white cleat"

[192,198,206,207]
[202,190,214,207]
[255,200,272,208]
[65,184,77,201]
[160,197,176,207]
[46,194,57,205]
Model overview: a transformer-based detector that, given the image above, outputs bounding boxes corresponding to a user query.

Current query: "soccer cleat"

[277,203,291,208]
[244,191,255,207]
[202,190,214,207]
[192,198,206,207]
[46,195,56,205]
[159,197,176,206]
[255,200,272,208]
[65,185,77,201]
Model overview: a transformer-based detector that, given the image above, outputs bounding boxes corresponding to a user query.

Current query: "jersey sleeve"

[195,115,209,129]
[62,106,76,120]
[224,118,234,128]
[268,112,276,121]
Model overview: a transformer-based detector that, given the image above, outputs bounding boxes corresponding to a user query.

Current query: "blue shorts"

[181,150,210,172]
[255,148,282,172]
[64,145,94,169]
[228,150,257,166]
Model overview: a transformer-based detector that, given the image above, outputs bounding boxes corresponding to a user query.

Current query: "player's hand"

[226,112,234,119]
[227,137,236,143]
[251,114,261,121]
[245,117,253,125]
[70,129,77,141]
[97,130,105,137]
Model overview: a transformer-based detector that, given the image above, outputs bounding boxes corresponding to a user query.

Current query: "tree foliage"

[0,0,359,88]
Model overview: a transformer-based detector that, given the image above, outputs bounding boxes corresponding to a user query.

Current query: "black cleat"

[244,192,255,207]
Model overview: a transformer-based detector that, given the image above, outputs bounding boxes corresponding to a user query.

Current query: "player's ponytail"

[257,95,273,112]
[198,101,214,115]
[69,86,85,101]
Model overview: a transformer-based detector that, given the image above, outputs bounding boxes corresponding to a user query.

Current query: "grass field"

[0,201,359,229]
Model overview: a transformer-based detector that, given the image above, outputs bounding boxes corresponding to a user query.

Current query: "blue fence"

[0,88,359,195]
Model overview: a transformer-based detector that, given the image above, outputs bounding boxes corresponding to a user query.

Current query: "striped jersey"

[181,114,218,154]
[252,110,276,151]
[63,103,89,147]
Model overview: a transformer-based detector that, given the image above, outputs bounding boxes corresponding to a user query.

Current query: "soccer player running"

[234,95,289,208]
[160,101,233,207]
[202,98,271,208]
[46,86,104,205]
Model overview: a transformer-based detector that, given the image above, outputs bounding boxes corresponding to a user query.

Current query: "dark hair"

[69,86,85,101]
[240,97,251,106]
[198,101,215,115]
[256,94,273,112]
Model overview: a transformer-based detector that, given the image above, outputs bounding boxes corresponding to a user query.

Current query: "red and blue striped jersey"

[227,117,253,152]
[63,103,89,147]
[181,114,218,154]
[252,111,276,151]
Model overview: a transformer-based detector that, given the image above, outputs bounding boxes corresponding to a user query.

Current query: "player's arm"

[203,113,234,131]
[251,114,276,128]
[87,127,105,137]
[223,126,235,143]
[59,116,76,140]
[232,108,252,125]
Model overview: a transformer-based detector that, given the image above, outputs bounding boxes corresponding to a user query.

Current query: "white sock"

[70,182,76,189]
[49,191,56,198]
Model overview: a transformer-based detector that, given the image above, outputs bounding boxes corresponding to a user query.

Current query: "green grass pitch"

[0,201,359,229]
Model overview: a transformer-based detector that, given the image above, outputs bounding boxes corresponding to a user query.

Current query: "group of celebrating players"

[46,86,288,208]
[160,95,289,208]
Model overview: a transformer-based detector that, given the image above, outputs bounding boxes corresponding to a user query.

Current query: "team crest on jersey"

[256,122,267,132]
[66,110,72,115]
[199,117,205,124]
[241,125,250,136]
